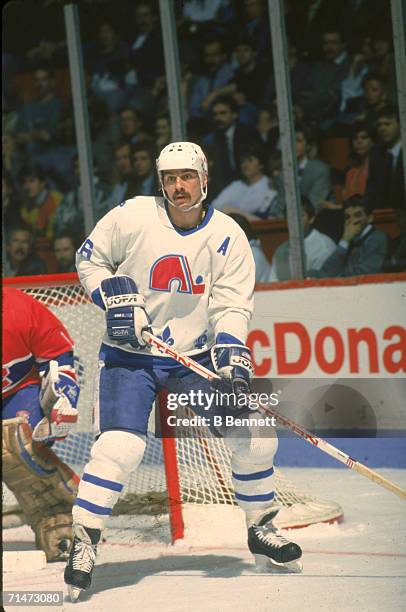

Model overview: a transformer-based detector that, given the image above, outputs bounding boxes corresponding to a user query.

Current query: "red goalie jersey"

[2,287,75,399]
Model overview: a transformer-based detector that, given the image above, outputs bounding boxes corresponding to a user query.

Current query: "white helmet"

[156,141,208,210]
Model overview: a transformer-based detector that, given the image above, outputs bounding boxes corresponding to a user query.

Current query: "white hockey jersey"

[76,196,255,358]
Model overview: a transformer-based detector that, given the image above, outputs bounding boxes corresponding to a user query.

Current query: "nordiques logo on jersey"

[149,254,205,294]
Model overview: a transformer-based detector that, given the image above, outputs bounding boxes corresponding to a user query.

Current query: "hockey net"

[3,274,343,539]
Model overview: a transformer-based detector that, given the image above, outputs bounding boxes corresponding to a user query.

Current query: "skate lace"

[72,540,96,573]
[254,525,291,548]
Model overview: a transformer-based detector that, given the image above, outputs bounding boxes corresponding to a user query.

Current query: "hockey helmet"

[156,141,208,208]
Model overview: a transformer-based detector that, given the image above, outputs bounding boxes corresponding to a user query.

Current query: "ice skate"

[248,510,303,573]
[64,524,100,602]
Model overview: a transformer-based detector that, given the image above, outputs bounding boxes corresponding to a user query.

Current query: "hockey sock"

[73,430,146,529]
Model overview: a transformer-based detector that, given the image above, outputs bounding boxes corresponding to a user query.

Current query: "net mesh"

[4,279,343,528]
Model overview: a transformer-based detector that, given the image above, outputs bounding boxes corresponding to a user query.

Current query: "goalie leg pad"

[35,513,74,562]
[2,417,79,558]
[73,430,146,529]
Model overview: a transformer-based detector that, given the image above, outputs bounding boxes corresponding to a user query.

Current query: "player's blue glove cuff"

[100,276,151,349]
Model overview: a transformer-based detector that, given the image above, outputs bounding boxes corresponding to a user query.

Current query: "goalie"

[2,287,80,562]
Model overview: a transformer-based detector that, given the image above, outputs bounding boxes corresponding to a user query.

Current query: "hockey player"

[2,287,80,561]
[65,142,302,600]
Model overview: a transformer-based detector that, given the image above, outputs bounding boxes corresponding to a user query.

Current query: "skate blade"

[254,554,303,574]
[68,585,83,602]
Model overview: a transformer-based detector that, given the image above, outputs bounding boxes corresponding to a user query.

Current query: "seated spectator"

[308,195,387,278]
[227,212,271,283]
[129,2,165,88]
[188,37,235,121]
[211,145,278,219]
[300,28,351,128]
[4,225,47,277]
[255,106,279,156]
[262,42,310,111]
[269,197,336,281]
[132,142,159,196]
[20,164,63,242]
[154,114,172,150]
[53,157,109,237]
[354,72,389,129]
[273,123,333,214]
[35,104,77,192]
[201,35,269,113]
[203,95,263,197]
[239,0,271,57]
[342,121,374,199]
[117,107,151,146]
[3,170,23,231]
[53,233,77,273]
[364,104,404,210]
[108,142,139,206]
[15,66,63,156]
[87,22,130,113]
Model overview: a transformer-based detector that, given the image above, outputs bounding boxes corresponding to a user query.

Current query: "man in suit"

[203,95,262,199]
[272,122,333,215]
[308,195,387,277]
[365,105,405,211]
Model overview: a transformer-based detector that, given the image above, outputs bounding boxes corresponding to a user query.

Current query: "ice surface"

[3,468,406,612]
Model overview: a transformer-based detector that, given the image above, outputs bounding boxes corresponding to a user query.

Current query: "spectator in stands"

[15,67,63,156]
[53,157,109,238]
[129,2,164,89]
[188,37,235,121]
[203,95,263,197]
[200,36,269,113]
[35,104,77,192]
[87,22,130,114]
[273,123,333,215]
[53,233,77,273]
[117,107,151,146]
[132,142,159,196]
[211,144,278,219]
[154,114,172,150]
[269,197,336,282]
[108,142,139,206]
[255,106,279,157]
[308,195,387,278]
[365,105,405,211]
[3,170,23,231]
[300,28,351,127]
[239,0,271,57]
[2,132,24,190]
[4,225,47,277]
[262,42,310,111]
[342,122,374,199]
[227,212,271,283]
[354,72,389,130]
[20,164,63,241]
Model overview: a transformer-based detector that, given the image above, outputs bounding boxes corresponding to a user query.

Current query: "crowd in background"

[3,0,405,279]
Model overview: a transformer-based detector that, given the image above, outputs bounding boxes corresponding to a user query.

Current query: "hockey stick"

[143,331,406,501]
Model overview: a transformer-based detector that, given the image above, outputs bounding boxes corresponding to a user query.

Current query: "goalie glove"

[100,276,151,349]
[211,342,254,414]
[33,361,80,442]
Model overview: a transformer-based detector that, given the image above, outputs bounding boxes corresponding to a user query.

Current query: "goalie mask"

[156,141,208,211]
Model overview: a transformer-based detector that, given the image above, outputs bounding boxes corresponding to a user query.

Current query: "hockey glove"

[33,361,80,442]
[101,276,151,349]
[211,343,254,414]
